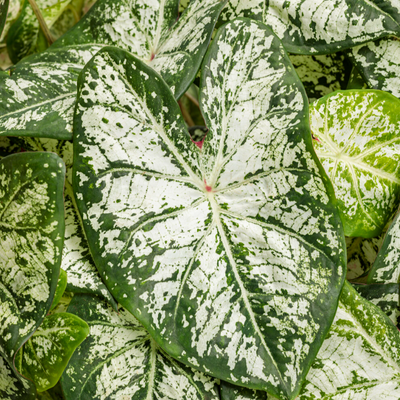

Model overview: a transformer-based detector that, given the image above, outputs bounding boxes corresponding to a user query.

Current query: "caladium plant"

[1,0,400,400]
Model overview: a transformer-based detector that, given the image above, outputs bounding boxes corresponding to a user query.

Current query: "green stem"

[26,0,54,45]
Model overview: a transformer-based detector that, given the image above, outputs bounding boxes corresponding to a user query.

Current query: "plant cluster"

[1,1,400,400]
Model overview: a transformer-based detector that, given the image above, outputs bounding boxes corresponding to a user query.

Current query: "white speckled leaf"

[73,19,345,399]
[353,283,400,325]
[61,294,220,400]
[219,0,400,55]
[289,53,351,103]
[15,312,89,392]
[368,210,400,284]
[299,281,400,399]
[349,37,400,98]
[0,0,9,37]
[310,90,400,238]
[220,380,267,400]
[20,137,117,308]
[0,152,65,397]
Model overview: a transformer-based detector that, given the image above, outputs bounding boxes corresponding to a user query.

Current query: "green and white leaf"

[290,53,351,103]
[299,281,400,399]
[73,19,345,399]
[61,294,220,400]
[21,137,117,307]
[346,66,369,90]
[7,0,76,63]
[310,89,400,238]
[48,291,74,315]
[368,210,400,284]
[220,380,267,400]
[50,268,67,310]
[346,233,385,280]
[353,283,400,325]
[15,312,89,392]
[0,0,9,37]
[218,0,400,55]
[0,0,21,42]
[0,353,35,400]
[349,37,400,98]
[0,136,21,159]
[0,152,65,362]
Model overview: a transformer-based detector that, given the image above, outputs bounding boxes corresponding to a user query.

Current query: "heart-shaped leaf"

[0,0,225,140]
[0,0,9,37]
[349,37,400,98]
[290,53,351,103]
[15,312,89,392]
[61,293,220,400]
[310,89,400,238]
[353,282,400,325]
[73,19,345,399]
[368,210,400,284]
[298,281,400,399]
[219,0,400,55]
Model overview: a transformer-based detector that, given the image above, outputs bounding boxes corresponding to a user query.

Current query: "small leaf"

[73,19,345,399]
[349,37,400,98]
[218,0,400,54]
[50,268,67,311]
[299,281,400,399]
[61,294,220,400]
[311,89,400,237]
[353,283,400,325]
[368,210,400,284]
[15,312,89,392]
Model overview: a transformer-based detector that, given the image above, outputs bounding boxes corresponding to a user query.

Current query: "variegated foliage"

[7,0,84,64]
[0,0,225,140]
[368,210,400,284]
[0,152,65,399]
[298,282,400,399]
[73,19,345,399]
[310,90,400,238]
[61,294,220,400]
[353,283,400,325]
[15,312,89,392]
[220,381,267,399]
[290,53,350,103]
[21,136,117,307]
[349,37,400,98]
[0,0,9,37]
[219,0,400,54]
[50,268,67,310]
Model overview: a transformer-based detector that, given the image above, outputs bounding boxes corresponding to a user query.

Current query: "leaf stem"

[27,0,54,45]
[184,91,200,108]
[67,4,80,23]
[178,99,195,127]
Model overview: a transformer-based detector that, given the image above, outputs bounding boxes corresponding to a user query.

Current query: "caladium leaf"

[218,0,400,55]
[298,281,400,399]
[353,283,400,325]
[346,233,385,280]
[0,0,9,37]
[15,312,89,392]
[290,53,351,103]
[20,136,117,307]
[61,294,220,400]
[310,89,400,238]
[50,268,67,311]
[73,19,345,399]
[349,37,400,98]
[220,381,267,400]
[0,353,36,400]
[0,152,65,361]
[368,210,400,284]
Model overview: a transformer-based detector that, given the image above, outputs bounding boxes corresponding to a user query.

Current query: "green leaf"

[220,380,267,400]
[15,312,89,392]
[73,19,345,399]
[349,37,400,98]
[353,283,400,325]
[290,53,351,103]
[346,66,369,90]
[61,294,220,400]
[310,89,400,238]
[298,281,400,399]
[218,0,400,55]
[368,210,400,284]
[50,268,67,311]
[0,0,9,37]
[20,137,117,307]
